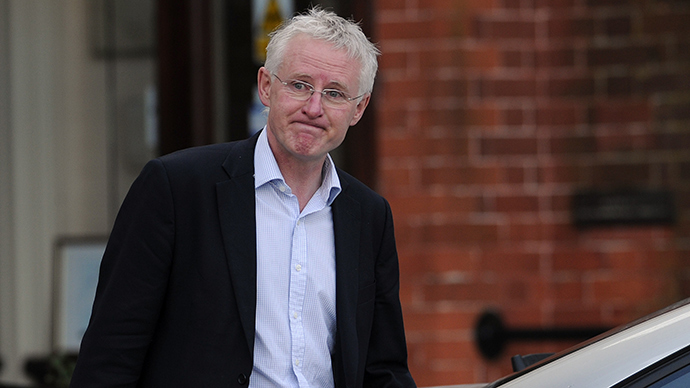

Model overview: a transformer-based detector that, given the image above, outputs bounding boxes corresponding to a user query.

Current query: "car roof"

[490,298,690,387]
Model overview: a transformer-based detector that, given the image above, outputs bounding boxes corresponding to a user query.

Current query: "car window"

[646,364,690,388]
[614,345,690,388]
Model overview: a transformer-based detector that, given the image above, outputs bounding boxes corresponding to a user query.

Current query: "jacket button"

[237,373,248,385]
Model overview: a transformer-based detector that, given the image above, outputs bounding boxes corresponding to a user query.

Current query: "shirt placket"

[289,214,308,385]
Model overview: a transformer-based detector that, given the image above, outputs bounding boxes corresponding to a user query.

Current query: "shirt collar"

[254,128,342,206]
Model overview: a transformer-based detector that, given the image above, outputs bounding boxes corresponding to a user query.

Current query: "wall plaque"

[572,189,675,228]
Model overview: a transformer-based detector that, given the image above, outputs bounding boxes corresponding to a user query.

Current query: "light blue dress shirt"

[250,129,341,388]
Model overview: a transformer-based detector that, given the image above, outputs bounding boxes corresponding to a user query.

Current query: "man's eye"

[325,89,346,99]
[290,81,309,91]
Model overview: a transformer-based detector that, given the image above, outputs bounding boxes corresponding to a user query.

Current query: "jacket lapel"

[332,175,361,387]
[215,137,362,384]
[216,134,259,355]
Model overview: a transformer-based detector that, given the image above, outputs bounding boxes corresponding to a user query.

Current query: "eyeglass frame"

[272,74,366,107]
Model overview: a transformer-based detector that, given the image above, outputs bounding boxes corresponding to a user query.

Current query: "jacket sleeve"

[70,159,175,388]
[363,199,417,387]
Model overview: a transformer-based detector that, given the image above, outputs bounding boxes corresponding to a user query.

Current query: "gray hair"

[264,7,380,96]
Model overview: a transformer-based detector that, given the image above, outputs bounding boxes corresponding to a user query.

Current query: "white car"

[431,297,690,388]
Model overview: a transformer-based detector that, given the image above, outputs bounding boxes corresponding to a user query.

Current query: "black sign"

[572,189,675,228]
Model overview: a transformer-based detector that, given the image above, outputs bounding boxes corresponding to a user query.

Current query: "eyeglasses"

[272,74,365,108]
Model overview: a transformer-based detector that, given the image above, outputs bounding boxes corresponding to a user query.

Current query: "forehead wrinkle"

[281,39,359,93]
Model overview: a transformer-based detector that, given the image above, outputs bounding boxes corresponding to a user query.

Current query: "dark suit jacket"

[70,133,416,388]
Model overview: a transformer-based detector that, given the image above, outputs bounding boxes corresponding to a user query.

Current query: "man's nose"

[302,91,325,117]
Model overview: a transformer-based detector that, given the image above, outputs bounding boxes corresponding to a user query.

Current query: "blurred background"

[1,0,689,386]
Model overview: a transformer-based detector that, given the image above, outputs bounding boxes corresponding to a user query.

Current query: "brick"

[383,79,432,102]
[591,163,651,185]
[681,162,690,181]
[490,19,537,40]
[643,10,690,35]
[431,78,472,99]
[535,0,578,8]
[418,222,500,244]
[494,194,540,213]
[548,16,595,39]
[536,103,585,126]
[504,166,527,184]
[657,132,690,152]
[420,46,501,69]
[547,75,596,98]
[414,339,477,362]
[535,48,576,68]
[580,227,672,243]
[481,76,539,98]
[552,279,584,302]
[424,280,502,303]
[606,75,633,96]
[538,162,587,184]
[552,248,604,272]
[480,137,539,156]
[549,135,596,154]
[403,246,480,273]
[421,165,503,186]
[463,46,503,68]
[551,305,606,327]
[589,101,651,124]
[379,164,412,188]
[677,38,690,61]
[421,250,480,275]
[503,0,523,9]
[481,249,541,272]
[378,51,408,72]
[591,275,669,303]
[379,18,460,40]
[585,0,631,6]
[405,310,477,332]
[389,194,478,216]
[474,17,537,40]
[502,50,526,68]
[507,221,544,241]
[550,194,572,213]
[588,44,665,67]
[604,16,632,37]
[420,106,501,127]
[656,101,690,122]
[379,106,410,129]
[502,276,544,302]
[424,273,544,304]
[509,221,581,242]
[377,0,408,11]
[503,109,527,126]
[642,73,690,94]
[595,131,656,152]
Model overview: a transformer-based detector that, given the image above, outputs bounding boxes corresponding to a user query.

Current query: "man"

[70,7,416,388]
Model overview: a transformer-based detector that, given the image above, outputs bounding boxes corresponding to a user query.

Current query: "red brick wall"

[374,0,690,385]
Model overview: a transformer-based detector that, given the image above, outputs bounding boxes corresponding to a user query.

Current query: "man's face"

[258,34,370,165]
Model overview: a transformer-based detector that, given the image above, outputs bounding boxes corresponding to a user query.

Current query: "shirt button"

[293,312,298,319]
[295,264,302,272]
[279,185,287,192]
[295,359,300,366]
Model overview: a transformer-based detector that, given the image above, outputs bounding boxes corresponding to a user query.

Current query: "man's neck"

[275,154,325,212]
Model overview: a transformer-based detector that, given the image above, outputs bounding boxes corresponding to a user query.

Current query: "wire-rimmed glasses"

[272,74,365,108]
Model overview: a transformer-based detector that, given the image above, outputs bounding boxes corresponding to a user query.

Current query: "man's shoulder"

[336,168,387,205]
[157,135,258,169]
[158,140,242,165]
[141,135,258,185]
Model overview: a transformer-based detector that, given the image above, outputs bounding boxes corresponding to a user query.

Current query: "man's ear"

[349,93,371,126]
[257,67,272,107]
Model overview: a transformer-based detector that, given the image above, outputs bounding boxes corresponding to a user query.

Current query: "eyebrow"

[290,74,350,92]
